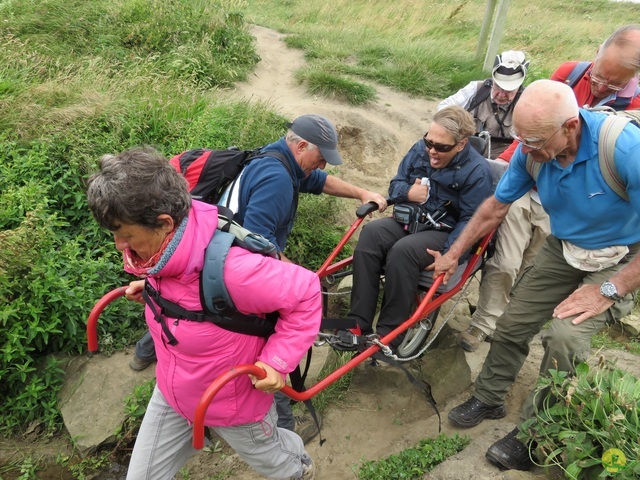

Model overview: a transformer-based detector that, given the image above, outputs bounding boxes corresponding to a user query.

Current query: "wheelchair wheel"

[395,307,440,359]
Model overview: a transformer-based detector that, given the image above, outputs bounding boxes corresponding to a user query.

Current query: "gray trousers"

[126,386,309,480]
[473,236,636,422]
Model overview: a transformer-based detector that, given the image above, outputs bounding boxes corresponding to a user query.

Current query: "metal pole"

[475,0,498,61]
[483,0,511,73]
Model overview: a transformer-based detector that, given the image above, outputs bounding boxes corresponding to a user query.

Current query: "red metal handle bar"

[191,364,300,449]
[316,217,365,278]
[191,228,497,449]
[86,286,128,353]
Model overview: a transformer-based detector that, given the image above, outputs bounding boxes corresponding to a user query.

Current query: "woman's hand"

[125,280,146,304]
[250,361,285,394]
[407,178,429,203]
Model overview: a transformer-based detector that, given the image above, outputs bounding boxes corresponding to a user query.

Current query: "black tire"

[395,307,440,359]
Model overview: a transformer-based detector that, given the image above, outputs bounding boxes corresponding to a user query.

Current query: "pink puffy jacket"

[136,201,321,427]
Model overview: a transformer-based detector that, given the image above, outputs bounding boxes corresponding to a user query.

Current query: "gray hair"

[432,106,476,143]
[600,24,640,71]
[285,129,317,150]
[87,146,191,231]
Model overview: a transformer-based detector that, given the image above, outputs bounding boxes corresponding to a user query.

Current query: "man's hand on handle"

[426,249,460,285]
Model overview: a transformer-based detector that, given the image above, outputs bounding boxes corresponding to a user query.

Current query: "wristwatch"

[600,281,623,302]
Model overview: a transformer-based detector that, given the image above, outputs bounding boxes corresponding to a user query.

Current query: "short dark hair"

[87,146,191,231]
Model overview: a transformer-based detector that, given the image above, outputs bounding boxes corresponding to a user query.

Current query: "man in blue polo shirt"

[430,80,640,471]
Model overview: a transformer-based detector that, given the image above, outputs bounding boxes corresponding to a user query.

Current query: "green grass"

[357,433,471,479]
[240,0,637,99]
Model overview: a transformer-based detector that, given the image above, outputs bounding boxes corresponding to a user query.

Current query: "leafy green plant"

[116,379,155,447]
[286,193,353,271]
[357,433,470,479]
[520,359,640,479]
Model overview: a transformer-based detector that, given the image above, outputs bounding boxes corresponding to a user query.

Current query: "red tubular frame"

[84,208,496,450]
[190,227,497,449]
[86,286,127,353]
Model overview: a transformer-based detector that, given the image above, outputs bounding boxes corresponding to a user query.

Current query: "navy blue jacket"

[233,138,328,251]
[388,139,492,253]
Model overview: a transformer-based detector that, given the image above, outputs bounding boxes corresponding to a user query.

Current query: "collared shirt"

[495,109,640,249]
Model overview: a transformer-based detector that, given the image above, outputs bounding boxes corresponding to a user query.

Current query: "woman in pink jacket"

[87,147,321,480]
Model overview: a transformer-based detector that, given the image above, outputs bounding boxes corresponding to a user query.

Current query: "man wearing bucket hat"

[438,50,529,159]
[130,113,387,445]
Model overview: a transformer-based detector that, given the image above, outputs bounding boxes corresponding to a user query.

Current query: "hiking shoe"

[448,396,506,428]
[486,428,533,471]
[457,325,488,352]
[129,354,156,371]
[291,459,315,480]
[295,413,322,444]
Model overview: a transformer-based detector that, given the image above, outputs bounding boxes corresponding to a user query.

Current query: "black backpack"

[169,147,292,205]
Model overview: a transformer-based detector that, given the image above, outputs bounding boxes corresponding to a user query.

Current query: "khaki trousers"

[472,191,550,336]
[473,236,636,422]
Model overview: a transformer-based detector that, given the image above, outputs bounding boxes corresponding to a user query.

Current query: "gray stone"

[58,348,155,454]
[619,312,640,338]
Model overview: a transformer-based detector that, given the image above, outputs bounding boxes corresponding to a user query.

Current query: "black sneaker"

[448,396,506,428]
[486,428,533,471]
[294,413,322,445]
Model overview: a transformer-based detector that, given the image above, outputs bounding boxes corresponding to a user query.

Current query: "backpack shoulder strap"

[201,229,237,315]
[565,61,591,89]
[466,79,493,113]
[598,115,630,201]
[525,154,542,181]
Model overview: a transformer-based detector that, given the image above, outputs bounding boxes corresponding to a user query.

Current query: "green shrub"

[285,194,352,272]
[520,359,640,479]
[357,433,470,479]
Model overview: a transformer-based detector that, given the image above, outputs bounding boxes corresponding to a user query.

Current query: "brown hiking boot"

[457,325,488,352]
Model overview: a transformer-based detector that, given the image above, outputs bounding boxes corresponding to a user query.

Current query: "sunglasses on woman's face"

[423,133,458,153]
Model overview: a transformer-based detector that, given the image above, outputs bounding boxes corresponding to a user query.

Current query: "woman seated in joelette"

[343,106,492,350]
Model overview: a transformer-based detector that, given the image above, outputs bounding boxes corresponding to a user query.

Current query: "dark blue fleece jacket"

[388,139,492,253]
[233,138,328,251]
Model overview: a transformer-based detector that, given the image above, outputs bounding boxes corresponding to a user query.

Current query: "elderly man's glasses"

[589,72,627,92]
[423,133,458,153]
[510,118,573,151]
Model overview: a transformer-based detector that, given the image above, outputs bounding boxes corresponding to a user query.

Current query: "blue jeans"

[135,330,156,361]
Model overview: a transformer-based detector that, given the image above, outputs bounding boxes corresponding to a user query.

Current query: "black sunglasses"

[423,133,458,153]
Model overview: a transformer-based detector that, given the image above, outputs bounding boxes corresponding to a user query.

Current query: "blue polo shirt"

[495,109,640,249]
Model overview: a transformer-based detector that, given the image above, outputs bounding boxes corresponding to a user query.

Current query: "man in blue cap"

[131,114,388,444]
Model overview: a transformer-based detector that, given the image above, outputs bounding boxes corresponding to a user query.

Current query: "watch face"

[601,282,618,299]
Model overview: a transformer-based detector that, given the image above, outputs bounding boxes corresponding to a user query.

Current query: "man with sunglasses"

[432,79,640,471]
[339,106,492,351]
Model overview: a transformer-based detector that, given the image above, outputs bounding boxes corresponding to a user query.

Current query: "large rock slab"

[58,348,155,454]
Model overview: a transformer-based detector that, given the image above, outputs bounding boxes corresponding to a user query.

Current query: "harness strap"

[142,281,179,346]
[370,351,441,432]
[143,281,277,338]
[598,115,630,201]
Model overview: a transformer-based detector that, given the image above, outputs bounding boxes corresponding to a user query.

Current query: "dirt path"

[224,24,442,202]
[182,24,545,480]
